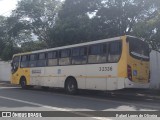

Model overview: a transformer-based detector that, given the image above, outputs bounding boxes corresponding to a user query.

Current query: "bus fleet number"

[99,67,113,71]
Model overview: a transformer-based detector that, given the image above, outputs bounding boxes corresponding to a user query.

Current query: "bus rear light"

[127,65,132,81]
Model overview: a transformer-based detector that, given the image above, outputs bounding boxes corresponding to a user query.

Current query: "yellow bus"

[11,35,150,94]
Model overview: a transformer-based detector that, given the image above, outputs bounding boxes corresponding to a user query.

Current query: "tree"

[14,0,61,47]
[131,0,160,50]
[0,16,25,61]
[132,13,160,50]
[0,16,7,55]
[1,43,21,61]
[0,0,62,61]
[49,0,102,47]
[93,0,160,37]
[1,0,160,58]
[21,41,48,52]
[50,0,160,48]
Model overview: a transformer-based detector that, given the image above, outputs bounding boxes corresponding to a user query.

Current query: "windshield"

[128,37,149,61]
[11,56,20,74]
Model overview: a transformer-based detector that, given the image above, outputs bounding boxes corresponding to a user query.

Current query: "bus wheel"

[20,77,27,89]
[65,77,78,95]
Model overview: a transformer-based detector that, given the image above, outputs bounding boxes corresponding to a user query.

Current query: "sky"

[0,0,19,16]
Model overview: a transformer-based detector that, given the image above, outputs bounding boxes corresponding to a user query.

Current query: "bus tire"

[65,77,78,95]
[20,77,27,89]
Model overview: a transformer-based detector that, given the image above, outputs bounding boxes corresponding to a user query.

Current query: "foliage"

[0,15,28,61]
[1,0,160,61]
[14,0,61,44]
[1,43,22,61]
[50,0,160,48]
[0,16,7,55]
[21,41,48,52]
[48,0,101,47]
[133,13,160,50]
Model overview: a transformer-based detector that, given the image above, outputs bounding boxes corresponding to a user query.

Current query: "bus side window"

[20,55,29,68]
[59,49,71,66]
[47,51,58,66]
[108,41,122,63]
[72,47,87,65]
[37,53,46,67]
[29,54,37,67]
[88,44,106,64]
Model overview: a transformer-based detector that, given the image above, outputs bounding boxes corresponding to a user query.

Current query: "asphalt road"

[0,86,160,120]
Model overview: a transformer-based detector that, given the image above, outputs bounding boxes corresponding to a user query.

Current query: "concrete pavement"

[0,84,160,120]
[0,81,159,100]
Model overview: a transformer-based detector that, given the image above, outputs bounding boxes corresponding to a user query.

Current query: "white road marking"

[0,87,160,111]
[70,95,160,110]
[0,95,111,120]
[1,86,159,110]
[36,91,160,110]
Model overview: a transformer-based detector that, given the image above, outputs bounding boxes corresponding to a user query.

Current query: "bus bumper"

[124,78,149,88]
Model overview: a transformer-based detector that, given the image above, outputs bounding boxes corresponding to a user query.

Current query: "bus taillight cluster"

[127,65,132,81]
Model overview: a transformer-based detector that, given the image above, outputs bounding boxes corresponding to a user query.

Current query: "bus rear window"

[128,37,149,61]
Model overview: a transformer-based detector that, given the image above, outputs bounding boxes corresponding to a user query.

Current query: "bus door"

[11,56,20,84]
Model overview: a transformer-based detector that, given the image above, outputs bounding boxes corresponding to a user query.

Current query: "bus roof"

[13,35,142,56]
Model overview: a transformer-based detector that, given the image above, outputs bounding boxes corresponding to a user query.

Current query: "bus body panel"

[30,67,45,86]
[11,67,31,85]
[44,66,59,87]
[57,65,86,89]
[118,36,127,78]
[127,57,149,83]
[86,63,117,90]
[124,78,149,88]
[11,67,21,85]
[28,63,125,91]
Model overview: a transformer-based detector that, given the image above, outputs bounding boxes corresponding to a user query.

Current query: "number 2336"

[99,67,113,71]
